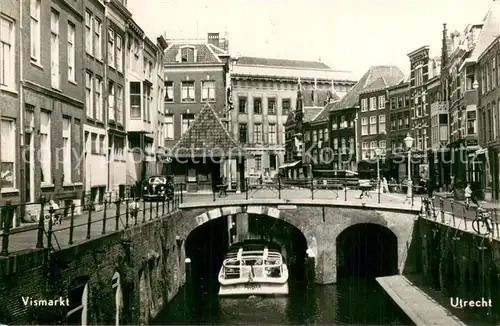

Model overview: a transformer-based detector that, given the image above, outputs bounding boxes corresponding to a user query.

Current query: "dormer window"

[177,46,196,63]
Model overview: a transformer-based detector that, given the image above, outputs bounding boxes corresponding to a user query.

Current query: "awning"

[278,161,301,169]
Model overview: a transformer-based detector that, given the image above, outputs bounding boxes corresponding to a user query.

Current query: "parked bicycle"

[423,195,435,218]
[472,206,493,236]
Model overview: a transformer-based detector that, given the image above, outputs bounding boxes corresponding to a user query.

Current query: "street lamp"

[404,133,414,204]
[374,147,382,204]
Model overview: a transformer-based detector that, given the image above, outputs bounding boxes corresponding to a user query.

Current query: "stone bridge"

[0,197,420,325]
[177,198,420,283]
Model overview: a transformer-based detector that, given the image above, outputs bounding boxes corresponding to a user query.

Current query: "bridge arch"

[186,205,317,258]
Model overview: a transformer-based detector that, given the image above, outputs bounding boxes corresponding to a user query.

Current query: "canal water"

[152,276,414,325]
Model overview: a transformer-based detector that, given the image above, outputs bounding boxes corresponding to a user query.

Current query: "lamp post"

[404,133,414,204]
[374,147,382,203]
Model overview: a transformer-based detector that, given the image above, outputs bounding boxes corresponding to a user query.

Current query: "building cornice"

[164,63,225,69]
[109,0,132,20]
[55,0,83,20]
[231,74,355,85]
[23,81,84,108]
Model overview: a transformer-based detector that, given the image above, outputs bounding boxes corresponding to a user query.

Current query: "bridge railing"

[422,194,500,238]
[0,184,184,257]
[199,177,426,206]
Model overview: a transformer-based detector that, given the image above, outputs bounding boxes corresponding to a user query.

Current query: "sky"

[127,0,493,79]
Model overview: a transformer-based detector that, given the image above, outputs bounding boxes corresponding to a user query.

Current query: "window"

[341,138,347,152]
[379,140,386,149]
[467,110,476,135]
[50,10,60,89]
[415,66,423,87]
[181,81,195,102]
[333,138,338,149]
[254,155,262,170]
[181,47,195,62]
[493,58,497,88]
[370,97,376,110]
[94,77,103,121]
[0,16,14,88]
[181,113,194,134]
[90,133,97,154]
[282,99,290,115]
[108,29,114,67]
[239,123,247,143]
[62,117,71,183]
[201,81,215,101]
[165,81,174,102]
[332,118,338,130]
[84,11,92,54]
[361,98,368,112]
[85,72,93,118]
[30,0,41,62]
[378,95,385,109]
[116,85,123,124]
[324,128,328,141]
[369,116,377,135]
[40,112,51,184]
[268,124,276,144]
[165,114,174,139]
[67,22,75,82]
[0,119,15,188]
[253,98,262,114]
[361,117,368,135]
[269,154,277,170]
[349,137,354,152]
[130,81,141,118]
[238,97,247,113]
[99,135,105,154]
[253,124,262,143]
[94,18,101,59]
[268,98,276,115]
[116,35,122,72]
[370,140,377,149]
[378,114,386,133]
[143,85,151,122]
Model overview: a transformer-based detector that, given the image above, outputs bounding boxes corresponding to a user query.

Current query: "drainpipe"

[19,0,25,218]
[104,1,110,194]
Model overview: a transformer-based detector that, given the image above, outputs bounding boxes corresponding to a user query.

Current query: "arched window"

[176,45,197,63]
[66,276,89,325]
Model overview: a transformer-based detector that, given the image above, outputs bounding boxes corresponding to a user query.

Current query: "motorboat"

[218,240,289,296]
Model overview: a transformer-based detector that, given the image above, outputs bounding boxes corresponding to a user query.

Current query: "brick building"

[477,35,500,202]
[386,80,410,181]
[163,33,231,191]
[232,57,355,185]
[0,0,21,225]
[357,66,404,179]
[21,0,85,215]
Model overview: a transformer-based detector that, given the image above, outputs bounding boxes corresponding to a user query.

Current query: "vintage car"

[142,175,174,201]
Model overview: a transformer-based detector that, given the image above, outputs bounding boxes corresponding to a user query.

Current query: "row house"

[0,0,21,225]
[439,22,483,196]
[357,67,404,179]
[234,56,355,184]
[427,75,450,190]
[407,46,433,183]
[21,0,86,217]
[125,19,166,193]
[478,35,500,202]
[387,80,411,182]
[83,0,130,204]
[163,33,232,193]
[286,82,338,179]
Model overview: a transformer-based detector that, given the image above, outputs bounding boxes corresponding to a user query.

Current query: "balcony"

[430,101,448,116]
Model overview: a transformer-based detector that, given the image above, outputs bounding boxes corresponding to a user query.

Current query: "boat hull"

[219,282,289,296]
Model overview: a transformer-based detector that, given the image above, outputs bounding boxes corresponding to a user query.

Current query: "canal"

[152,216,414,325]
[152,276,413,325]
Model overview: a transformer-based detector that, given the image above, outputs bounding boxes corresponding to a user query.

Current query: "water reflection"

[152,277,413,325]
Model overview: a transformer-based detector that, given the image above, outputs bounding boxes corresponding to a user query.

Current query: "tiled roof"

[303,107,323,123]
[471,1,500,61]
[208,44,228,55]
[302,89,331,107]
[169,103,249,158]
[237,56,332,70]
[329,66,404,113]
[164,44,222,64]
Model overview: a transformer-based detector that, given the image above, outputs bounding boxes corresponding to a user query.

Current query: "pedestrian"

[382,177,389,193]
[464,183,473,207]
[129,198,140,223]
[427,177,434,198]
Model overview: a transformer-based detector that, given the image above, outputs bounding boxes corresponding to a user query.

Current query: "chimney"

[329,80,336,103]
[313,78,318,106]
[207,33,220,48]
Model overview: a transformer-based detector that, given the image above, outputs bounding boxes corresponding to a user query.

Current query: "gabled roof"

[164,43,224,64]
[169,103,249,158]
[470,1,500,61]
[329,66,404,113]
[303,107,324,123]
[236,56,331,70]
[208,43,229,55]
